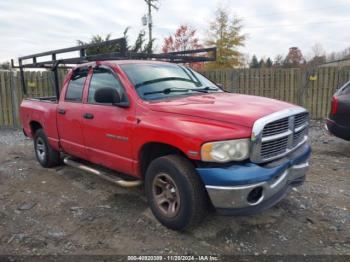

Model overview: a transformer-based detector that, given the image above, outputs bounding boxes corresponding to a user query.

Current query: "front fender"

[132,111,252,162]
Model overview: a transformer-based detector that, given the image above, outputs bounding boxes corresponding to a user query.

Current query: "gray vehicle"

[326,80,350,141]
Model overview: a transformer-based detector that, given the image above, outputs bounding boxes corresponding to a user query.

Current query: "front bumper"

[196,143,311,215]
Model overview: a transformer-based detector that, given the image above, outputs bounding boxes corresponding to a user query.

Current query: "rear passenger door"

[57,68,88,159]
[82,66,134,174]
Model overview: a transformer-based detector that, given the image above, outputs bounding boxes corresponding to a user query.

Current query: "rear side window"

[88,67,127,104]
[65,68,88,102]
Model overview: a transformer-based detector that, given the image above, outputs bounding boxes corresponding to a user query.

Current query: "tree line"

[248,44,332,69]
[75,7,245,71]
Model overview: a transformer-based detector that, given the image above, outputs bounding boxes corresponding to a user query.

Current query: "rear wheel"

[145,155,208,231]
[34,129,61,167]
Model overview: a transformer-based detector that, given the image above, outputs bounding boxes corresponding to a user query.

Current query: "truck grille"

[295,112,309,128]
[251,109,309,163]
[261,136,289,159]
[262,117,289,136]
[293,127,308,146]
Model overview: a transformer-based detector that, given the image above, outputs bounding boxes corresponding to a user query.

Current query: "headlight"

[201,139,250,163]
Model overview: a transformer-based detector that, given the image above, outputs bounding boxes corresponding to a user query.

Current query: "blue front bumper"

[196,143,311,214]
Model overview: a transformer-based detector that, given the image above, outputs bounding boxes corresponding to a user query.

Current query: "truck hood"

[148,92,297,128]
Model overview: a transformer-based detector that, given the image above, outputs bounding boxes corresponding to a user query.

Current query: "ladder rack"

[11,37,216,99]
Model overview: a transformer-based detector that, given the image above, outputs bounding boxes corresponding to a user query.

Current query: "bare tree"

[311,43,325,58]
[326,46,350,62]
[273,54,284,67]
[307,43,326,66]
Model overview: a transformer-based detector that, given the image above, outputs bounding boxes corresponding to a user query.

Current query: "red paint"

[20,60,300,178]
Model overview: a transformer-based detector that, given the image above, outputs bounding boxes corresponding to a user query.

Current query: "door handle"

[58,108,66,115]
[83,113,94,119]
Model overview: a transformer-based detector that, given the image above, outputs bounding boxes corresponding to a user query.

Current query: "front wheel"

[145,155,208,231]
[34,129,61,168]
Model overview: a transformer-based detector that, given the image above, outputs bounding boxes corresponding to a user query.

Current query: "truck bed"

[20,98,60,150]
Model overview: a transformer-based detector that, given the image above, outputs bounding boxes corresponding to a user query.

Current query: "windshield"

[120,63,222,101]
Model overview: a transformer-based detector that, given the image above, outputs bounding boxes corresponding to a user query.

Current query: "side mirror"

[94,87,129,107]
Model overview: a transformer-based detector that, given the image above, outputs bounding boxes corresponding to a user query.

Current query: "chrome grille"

[251,108,309,163]
[261,136,289,159]
[295,112,309,128]
[293,128,307,146]
[262,117,289,136]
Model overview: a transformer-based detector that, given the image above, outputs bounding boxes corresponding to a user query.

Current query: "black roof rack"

[11,37,216,99]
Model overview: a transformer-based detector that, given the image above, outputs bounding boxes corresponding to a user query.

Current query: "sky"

[0,0,349,63]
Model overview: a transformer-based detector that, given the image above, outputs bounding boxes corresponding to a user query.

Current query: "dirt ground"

[0,121,349,256]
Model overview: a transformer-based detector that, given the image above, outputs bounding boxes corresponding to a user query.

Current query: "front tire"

[34,129,61,168]
[145,155,208,231]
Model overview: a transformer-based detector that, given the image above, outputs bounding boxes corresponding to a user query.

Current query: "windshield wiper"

[143,87,190,96]
[190,86,219,93]
[135,77,197,89]
[143,86,220,96]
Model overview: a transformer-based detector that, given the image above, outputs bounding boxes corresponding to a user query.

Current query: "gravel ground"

[0,121,349,256]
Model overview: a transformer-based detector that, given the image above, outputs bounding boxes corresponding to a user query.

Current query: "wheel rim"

[152,173,180,218]
[36,137,46,162]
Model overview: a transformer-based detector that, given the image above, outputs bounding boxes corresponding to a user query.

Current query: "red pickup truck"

[20,60,311,230]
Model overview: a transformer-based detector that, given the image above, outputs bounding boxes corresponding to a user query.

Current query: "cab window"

[88,67,127,104]
[65,68,88,102]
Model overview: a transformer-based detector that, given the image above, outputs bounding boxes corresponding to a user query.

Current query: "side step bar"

[63,157,142,188]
